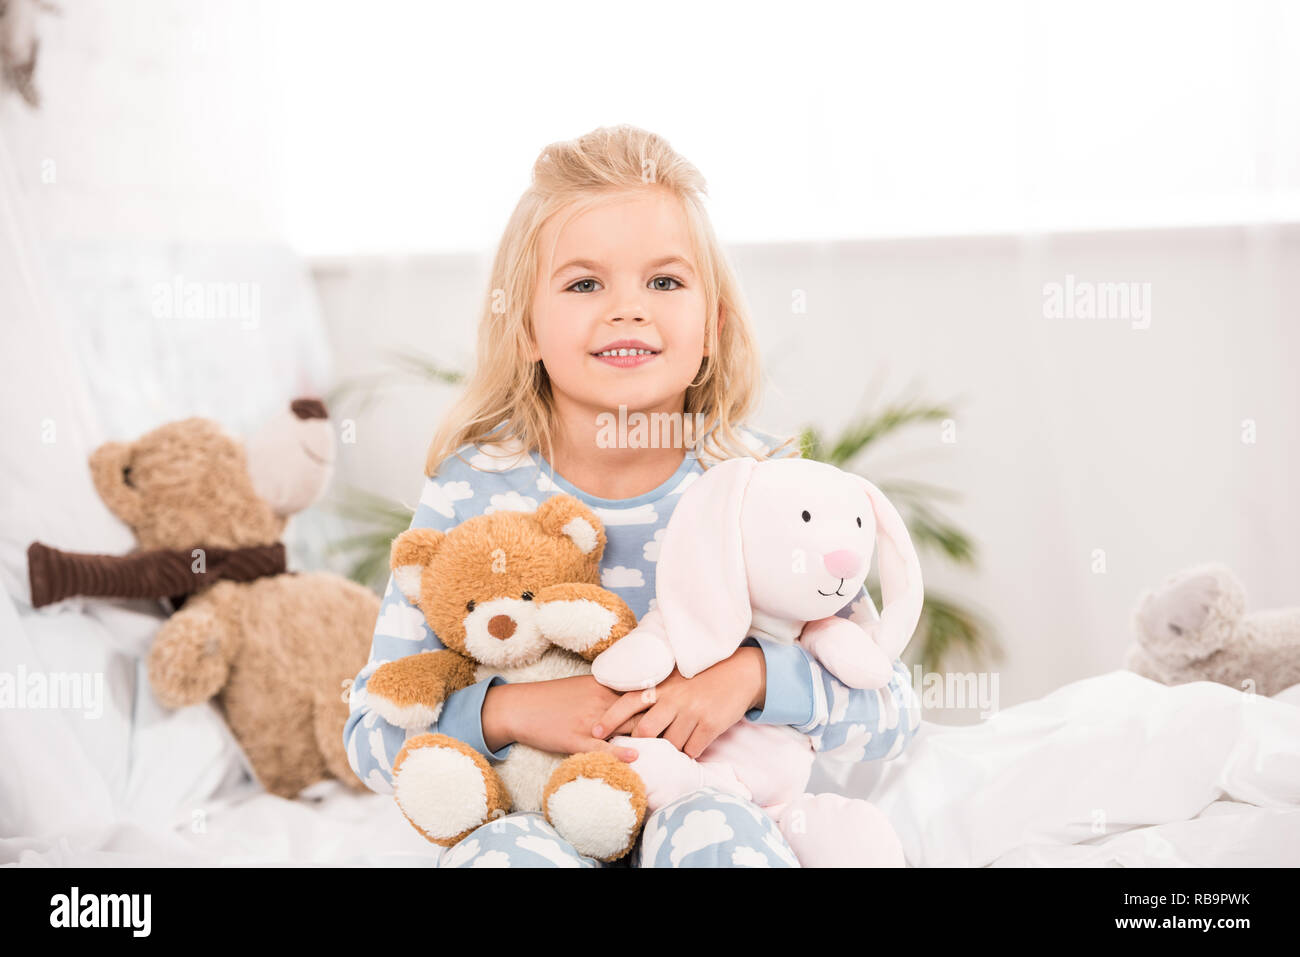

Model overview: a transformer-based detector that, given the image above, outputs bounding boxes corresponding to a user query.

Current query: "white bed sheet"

[0,781,439,868]
[869,671,1300,867]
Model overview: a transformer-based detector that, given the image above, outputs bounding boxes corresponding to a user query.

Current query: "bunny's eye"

[466,600,476,612]
[801,510,811,523]
[122,466,134,488]
[521,591,534,601]
[856,516,862,528]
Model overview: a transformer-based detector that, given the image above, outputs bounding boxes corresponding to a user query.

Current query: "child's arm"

[342,481,508,794]
[744,586,922,762]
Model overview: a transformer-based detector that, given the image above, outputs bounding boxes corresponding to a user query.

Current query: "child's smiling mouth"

[590,338,661,368]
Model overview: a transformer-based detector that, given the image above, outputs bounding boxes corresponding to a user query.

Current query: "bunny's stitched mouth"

[818,579,847,597]
[300,442,334,467]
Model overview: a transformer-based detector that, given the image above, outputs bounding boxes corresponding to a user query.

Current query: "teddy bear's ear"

[390,528,446,604]
[535,495,604,557]
[88,440,147,528]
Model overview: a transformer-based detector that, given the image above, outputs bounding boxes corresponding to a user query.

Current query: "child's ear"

[524,320,542,362]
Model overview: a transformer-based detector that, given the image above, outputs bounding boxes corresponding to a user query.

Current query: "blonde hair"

[425,124,789,477]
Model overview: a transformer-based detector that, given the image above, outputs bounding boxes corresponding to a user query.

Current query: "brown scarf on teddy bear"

[27,541,287,611]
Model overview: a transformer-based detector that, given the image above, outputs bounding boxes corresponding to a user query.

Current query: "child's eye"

[567,278,601,293]
[650,275,683,291]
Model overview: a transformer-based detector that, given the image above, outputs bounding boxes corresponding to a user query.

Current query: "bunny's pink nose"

[823,549,863,579]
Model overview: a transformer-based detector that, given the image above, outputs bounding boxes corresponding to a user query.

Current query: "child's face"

[531,188,710,421]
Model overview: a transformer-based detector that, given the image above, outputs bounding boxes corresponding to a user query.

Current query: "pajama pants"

[436,787,801,868]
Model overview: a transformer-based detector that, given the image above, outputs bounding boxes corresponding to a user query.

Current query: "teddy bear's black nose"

[488,615,516,640]
[290,397,328,420]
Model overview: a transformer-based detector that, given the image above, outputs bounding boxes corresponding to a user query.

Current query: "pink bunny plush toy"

[592,456,924,866]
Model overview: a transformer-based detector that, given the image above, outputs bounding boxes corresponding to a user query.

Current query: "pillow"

[0,586,121,838]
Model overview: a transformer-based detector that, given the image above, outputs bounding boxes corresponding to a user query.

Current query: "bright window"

[271,0,1300,254]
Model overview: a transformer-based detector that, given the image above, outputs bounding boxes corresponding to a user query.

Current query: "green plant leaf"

[383,349,466,386]
[322,485,416,590]
[897,500,976,565]
[824,399,953,467]
[325,350,466,420]
[797,425,825,462]
[904,590,1002,677]
[875,477,963,504]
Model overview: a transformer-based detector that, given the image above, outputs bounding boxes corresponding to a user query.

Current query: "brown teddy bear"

[364,495,649,861]
[1127,562,1300,697]
[26,399,379,799]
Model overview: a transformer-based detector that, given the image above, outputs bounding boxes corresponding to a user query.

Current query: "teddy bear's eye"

[521,591,534,601]
[801,510,811,523]
[122,466,134,488]
[856,516,862,528]
[466,600,476,612]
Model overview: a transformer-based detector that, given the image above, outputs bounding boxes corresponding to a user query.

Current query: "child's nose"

[823,549,863,580]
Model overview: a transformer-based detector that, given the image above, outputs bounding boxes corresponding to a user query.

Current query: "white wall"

[313,224,1300,714]
[1,0,284,243]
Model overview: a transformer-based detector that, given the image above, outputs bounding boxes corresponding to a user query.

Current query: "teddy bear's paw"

[148,609,231,708]
[534,583,639,660]
[392,734,510,846]
[365,652,466,730]
[543,752,647,862]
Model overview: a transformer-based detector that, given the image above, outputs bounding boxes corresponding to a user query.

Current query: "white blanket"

[871,671,1300,867]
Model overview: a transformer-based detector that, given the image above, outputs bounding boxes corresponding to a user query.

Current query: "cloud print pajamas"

[344,432,921,867]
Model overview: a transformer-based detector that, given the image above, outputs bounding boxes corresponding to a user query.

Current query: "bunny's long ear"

[853,476,924,660]
[657,457,757,678]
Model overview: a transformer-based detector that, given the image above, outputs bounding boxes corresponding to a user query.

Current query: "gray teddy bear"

[1126,563,1300,697]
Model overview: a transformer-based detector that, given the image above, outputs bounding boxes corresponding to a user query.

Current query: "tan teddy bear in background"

[28,399,379,798]
[364,495,649,861]
[1127,562,1300,697]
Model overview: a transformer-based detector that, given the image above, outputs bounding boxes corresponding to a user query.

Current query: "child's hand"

[591,646,766,759]
[482,675,640,760]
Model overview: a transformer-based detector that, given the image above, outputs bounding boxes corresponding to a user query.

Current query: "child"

[344,125,920,867]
